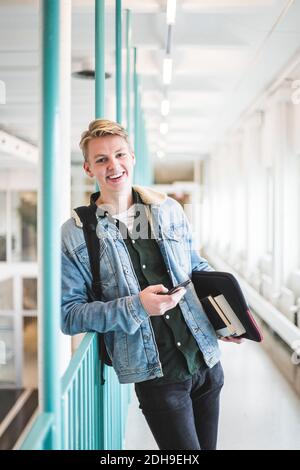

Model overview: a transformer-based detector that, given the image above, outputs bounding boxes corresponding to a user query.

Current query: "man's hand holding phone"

[139,280,191,317]
[159,279,191,295]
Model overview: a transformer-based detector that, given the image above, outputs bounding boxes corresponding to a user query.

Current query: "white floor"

[124,340,300,450]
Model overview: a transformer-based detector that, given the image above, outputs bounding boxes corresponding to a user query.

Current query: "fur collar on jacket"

[71,186,167,228]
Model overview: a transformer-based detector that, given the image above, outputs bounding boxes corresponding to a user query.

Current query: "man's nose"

[107,157,121,172]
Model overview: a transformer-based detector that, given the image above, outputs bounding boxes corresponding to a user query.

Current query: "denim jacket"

[61,185,221,384]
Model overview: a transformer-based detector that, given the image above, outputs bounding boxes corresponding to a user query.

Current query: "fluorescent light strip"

[160,122,169,135]
[167,0,177,25]
[157,150,165,159]
[161,99,170,116]
[163,57,172,85]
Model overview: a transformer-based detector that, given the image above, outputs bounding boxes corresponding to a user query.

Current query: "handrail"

[61,332,96,395]
[19,413,53,450]
[61,332,102,450]
[18,332,132,450]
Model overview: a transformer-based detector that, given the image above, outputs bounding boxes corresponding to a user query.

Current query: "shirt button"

[177,342,181,347]
[165,315,170,320]
[142,264,146,269]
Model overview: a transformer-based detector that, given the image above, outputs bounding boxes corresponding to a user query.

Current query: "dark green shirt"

[116,190,205,385]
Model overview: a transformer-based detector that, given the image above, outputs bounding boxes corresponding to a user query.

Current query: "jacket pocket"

[162,225,191,273]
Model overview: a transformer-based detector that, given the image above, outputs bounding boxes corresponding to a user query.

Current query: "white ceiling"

[0,0,300,170]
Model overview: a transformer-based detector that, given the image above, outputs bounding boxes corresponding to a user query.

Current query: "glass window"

[0,191,7,261]
[0,316,15,385]
[22,316,37,388]
[0,278,13,311]
[23,278,37,310]
[11,191,37,262]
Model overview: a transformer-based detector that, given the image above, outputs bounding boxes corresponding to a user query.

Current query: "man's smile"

[106,170,126,184]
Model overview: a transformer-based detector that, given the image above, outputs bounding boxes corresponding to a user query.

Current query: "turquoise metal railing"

[19,413,54,450]
[61,333,101,449]
[20,333,132,450]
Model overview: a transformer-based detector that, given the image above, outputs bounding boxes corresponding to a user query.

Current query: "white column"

[271,87,288,293]
[244,112,265,277]
[282,99,300,282]
[193,160,202,251]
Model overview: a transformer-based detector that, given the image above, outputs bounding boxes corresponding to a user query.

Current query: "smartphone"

[161,279,191,295]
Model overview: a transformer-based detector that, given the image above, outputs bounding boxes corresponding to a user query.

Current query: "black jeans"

[134,361,224,450]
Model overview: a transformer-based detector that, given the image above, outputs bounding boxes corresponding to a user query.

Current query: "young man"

[61,119,242,450]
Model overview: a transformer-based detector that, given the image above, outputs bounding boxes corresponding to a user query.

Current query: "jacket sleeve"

[61,248,149,336]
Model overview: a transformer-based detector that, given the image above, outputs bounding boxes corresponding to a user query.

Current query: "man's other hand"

[219,336,244,344]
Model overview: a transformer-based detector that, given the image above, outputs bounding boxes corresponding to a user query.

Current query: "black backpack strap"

[74,205,102,299]
[73,204,107,385]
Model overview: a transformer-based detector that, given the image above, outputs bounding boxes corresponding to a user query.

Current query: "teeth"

[108,172,124,179]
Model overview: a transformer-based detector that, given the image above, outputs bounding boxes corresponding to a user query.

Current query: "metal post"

[41,0,61,449]
[133,47,141,183]
[59,0,72,377]
[116,0,122,123]
[95,0,106,447]
[126,9,132,135]
[95,0,105,118]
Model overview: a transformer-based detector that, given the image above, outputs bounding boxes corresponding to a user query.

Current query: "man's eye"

[117,153,126,158]
[96,158,105,163]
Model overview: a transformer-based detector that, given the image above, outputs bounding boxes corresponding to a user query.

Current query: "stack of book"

[200,294,246,338]
[192,270,263,342]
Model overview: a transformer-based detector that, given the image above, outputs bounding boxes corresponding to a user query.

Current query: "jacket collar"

[89,185,167,209]
[72,186,167,229]
[132,185,167,205]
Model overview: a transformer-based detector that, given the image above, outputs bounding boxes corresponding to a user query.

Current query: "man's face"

[83,135,135,195]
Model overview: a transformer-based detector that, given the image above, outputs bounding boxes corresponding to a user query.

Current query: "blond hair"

[79,119,132,161]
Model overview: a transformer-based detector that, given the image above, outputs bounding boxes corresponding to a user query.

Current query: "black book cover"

[192,271,263,342]
[200,296,227,331]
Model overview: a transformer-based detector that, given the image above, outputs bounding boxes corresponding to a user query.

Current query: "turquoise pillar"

[42,0,61,449]
[126,9,132,136]
[95,0,105,118]
[95,0,106,446]
[116,0,122,123]
[116,0,122,124]
[133,47,139,183]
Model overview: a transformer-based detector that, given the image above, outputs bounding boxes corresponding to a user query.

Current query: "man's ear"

[83,161,94,178]
[131,152,136,166]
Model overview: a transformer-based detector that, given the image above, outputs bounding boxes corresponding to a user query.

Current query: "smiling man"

[83,124,135,214]
[61,119,241,450]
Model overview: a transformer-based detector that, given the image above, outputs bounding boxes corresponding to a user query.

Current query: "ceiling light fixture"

[157,150,165,159]
[72,58,111,80]
[167,0,177,25]
[160,122,169,135]
[161,99,170,116]
[163,57,172,85]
